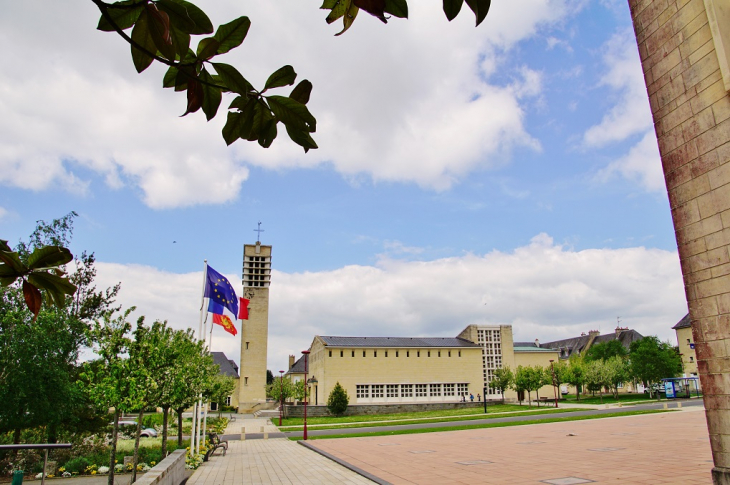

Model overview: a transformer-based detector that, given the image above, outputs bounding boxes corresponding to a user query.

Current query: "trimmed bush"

[64,457,91,474]
[327,382,349,416]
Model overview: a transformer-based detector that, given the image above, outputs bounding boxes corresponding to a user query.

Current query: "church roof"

[211,351,239,378]
[673,313,691,330]
[319,336,480,348]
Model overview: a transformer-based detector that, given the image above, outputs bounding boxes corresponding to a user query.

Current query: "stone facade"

[238,242,271,412]
[283,401,488,418]
[629,0,730,481]
[305,325,558,406]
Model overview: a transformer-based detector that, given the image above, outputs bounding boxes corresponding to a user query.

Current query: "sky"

[1,0,688,374]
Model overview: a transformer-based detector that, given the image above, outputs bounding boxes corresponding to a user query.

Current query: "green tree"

[326,382,349,416]
[513,366,543,408]
[584,359,609,403]
[584,340,628,362]
[604,355,630,399]
[292,380,307,402]
[206,374,237,417]
[564,356,586,401]
[266,369,274,386]
[549,360,570,399]
[88,0,488,152]
[532,366,551,405]
[629,336,682,399]
[266,376,294,403]
[489,367,514,402]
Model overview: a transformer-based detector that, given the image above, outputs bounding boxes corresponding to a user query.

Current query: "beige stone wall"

[238,244,271,412]
[676,326,700,376]
[513,350,561,399]
[630,0,730,478]
[309,338,484,405]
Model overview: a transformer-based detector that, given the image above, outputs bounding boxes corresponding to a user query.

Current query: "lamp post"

[302,350,310,440]
[549,359,558,408]
[279,370,285,426]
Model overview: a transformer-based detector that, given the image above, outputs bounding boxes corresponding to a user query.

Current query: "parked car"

[115,420,158,438]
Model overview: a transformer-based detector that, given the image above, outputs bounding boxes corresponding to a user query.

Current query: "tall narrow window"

[245,342,249,349]
[244,377,248,386]
[417,351,420,357]
[428,351,431,357]
[340,350,344,357]
[438,351,441,357]
[352,350,355,357]
[396,351,399,357]
[448,351,451,357]
[385,351,388,357]
[329,350,332,357]
[363,351,366,357]
[374,351,377,357]
[407,351,410,357]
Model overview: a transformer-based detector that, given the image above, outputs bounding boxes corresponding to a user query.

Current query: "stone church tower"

[238,241,271,412]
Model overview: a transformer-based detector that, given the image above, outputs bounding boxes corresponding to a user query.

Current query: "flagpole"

[192,259,208,457]
[201,323,214,446]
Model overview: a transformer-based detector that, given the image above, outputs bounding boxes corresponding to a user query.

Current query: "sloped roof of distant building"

[212,351,239,378]
[319,336,480,348]
[672,313,691,330]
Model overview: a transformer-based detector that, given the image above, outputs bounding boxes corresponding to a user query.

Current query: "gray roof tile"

[672,313,691,330]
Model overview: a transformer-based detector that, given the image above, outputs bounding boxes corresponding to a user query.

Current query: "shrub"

[327,382,349,416]
[64,457,91,475]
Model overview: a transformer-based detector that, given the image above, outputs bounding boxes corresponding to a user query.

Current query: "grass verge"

[288,409,674,440]
[280,407,594,431]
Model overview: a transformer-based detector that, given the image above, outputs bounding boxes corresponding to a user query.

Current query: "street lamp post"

[278,370,285,427]
[302,350,310,440]
[549,359,558,408]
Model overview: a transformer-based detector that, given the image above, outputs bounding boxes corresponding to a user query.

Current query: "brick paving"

[186,437,373,484]
[308,407,713,484]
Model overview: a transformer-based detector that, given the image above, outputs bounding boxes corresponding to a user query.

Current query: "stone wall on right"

[629,0,730,483]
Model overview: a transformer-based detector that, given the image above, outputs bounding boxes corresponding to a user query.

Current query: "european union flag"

[204,266,239,318]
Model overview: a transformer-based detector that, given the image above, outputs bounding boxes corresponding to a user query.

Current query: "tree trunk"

[575,386,580,401]
[161,407,169,458]
[527,391,532,407]
[47,424,57,444]
[13,428,20,444]
[108,409,120,485]
[176,408,184,446]
[536,390,540,407]
[132,409,144,483]
[599,389,603,403]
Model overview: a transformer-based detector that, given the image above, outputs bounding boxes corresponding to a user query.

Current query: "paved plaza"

[189,407,713,484]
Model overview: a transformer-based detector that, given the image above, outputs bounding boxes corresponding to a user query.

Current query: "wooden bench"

[203,432,228,461]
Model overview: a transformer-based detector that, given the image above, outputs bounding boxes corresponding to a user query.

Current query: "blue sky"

[1,0,687,372]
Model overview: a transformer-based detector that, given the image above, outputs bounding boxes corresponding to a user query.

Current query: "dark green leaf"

[174,67,192,91]
[157,0,196,33]
[213,16,251,55]
[28,271,77,296]
[443,0,464,21]
[290,80,312,105]
[384,0,408,18]
[200,69,222,121]
[266,95,316,132]
[197,37,220,61]
[27,246,73,270]
[464,0,490,26]
[229,95,249,110]
[222,110,246,145]
[212,63,254,95]
[169,24,191,59]
[0,240,10,252]
[161,0,213,34]
[0,276,16,287]
[0,250,25,274]
[326,0,350,24]
[238,98,258,140]
[259,119,278,148]
[163,66,178,88]
[248,101,275,142]
[97,3,144,31]
[336,2,359,36]
[354,0,386,23]
[285,125,318,153]
[130,9,157,73]
[321,0,338,8]
[263,65,297,92]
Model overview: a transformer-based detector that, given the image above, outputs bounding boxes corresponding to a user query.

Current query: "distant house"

[673,314,698,378]
[210,351,240,411]
[516,327,644,361]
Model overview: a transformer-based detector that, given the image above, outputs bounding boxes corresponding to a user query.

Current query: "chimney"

[288,355,295,369]
[534,338,540,347]
[589,330,600,337]
[615,326,628,337]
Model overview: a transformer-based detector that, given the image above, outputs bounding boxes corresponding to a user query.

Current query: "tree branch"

[90,0,228,91]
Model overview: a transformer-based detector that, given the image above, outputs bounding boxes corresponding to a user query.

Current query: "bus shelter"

[662,377,701,399]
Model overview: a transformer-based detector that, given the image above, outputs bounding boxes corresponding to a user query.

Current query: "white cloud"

[1,0,575,207]
[596,131,665,192]
[95,234,686,373]
[583,29,653,147]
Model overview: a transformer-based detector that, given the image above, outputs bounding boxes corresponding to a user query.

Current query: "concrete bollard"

[241,427,245,441]
[678,402,682,408]
[260,426,264,433]
[663,403,668,409]
[605,404,609,409]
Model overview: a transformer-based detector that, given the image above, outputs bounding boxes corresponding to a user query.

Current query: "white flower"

[98,466,110,474]
[62,472,72,478]
[36,473,44,479]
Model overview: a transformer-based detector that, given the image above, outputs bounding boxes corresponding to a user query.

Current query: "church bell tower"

[238,237,271,412]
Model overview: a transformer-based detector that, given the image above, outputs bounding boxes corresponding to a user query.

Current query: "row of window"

[356,383,469,399]
[328,349,462,358]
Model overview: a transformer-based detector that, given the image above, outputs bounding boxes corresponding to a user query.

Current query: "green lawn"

[281,404,535,427]
[289,409,674,440]
[560,392,701,405]
[280,406,594,431]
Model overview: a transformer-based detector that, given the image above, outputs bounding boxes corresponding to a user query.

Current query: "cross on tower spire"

[254,221,265,243]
